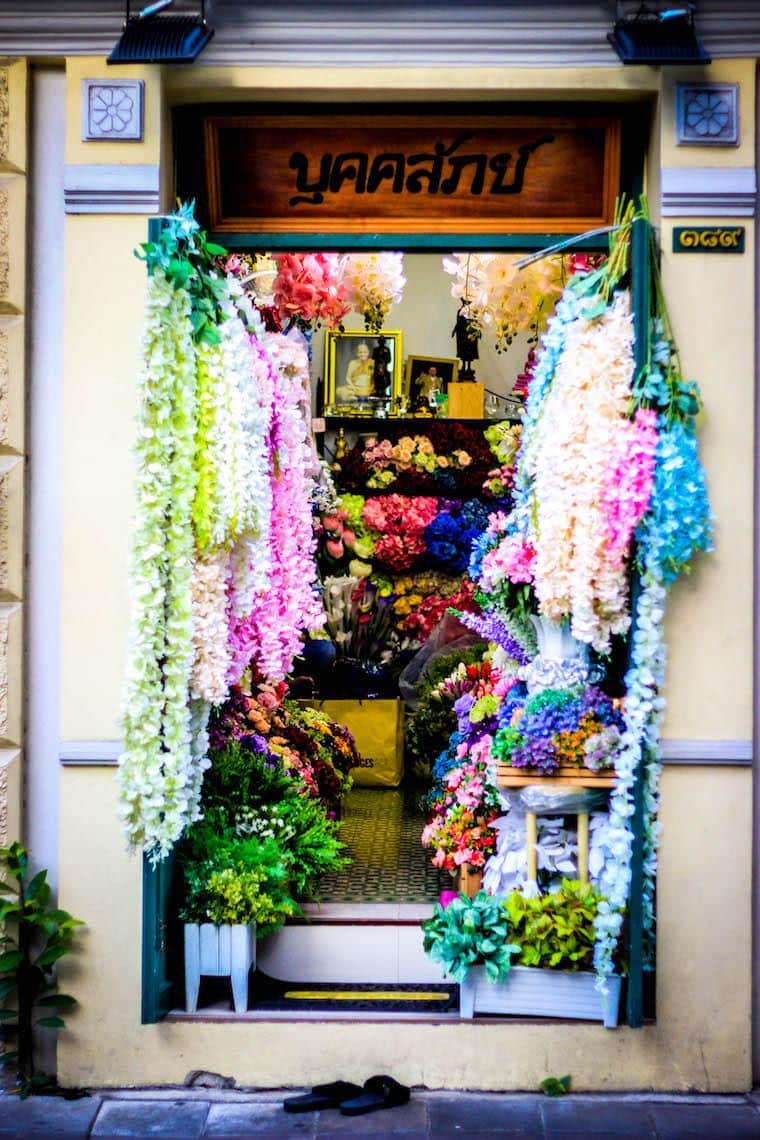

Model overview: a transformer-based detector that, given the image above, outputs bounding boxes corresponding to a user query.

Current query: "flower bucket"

[184,922,256,1014]
[459,964,621,1028]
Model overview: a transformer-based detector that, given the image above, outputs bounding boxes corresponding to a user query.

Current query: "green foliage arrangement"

[0,843,84,1097]
[503,879,602,971]
[135,200,228,346]
[201,743,296,828]
[197,743,348,899]
[179,828,298,935]
[421,891,519,984]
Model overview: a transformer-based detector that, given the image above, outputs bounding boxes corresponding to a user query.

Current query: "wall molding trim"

[60,740,121,766]
[59,738,753,768]
[660,738,752,765]
[5,3,760,67]
[661,166,757,218]
[64,163,159,215]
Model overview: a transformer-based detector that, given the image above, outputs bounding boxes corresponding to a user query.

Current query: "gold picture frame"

[325,330,403,414]
[405,355,459,405]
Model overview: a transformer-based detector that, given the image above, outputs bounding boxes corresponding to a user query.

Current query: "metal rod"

[514,225,624,270]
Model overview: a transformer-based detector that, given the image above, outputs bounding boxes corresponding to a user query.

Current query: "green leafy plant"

[266,795,348,898]
[0,843,84,1097]
[422,891,519,984]
[540,1074,571,1097]
[503,879,602,971]
[179,829,299,936]
[199,744,348,899]
[201,743,297,828]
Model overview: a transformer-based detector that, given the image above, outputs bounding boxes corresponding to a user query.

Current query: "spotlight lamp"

[108,0,214,65]
[608,3,711,65]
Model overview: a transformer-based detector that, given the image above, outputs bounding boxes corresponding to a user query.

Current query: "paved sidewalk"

[0,1088,759,1139]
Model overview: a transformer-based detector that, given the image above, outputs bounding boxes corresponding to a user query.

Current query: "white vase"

[459,964,621,1028]
[521,615,591,693]
[530,614,588,663]
[184,922,256,1014]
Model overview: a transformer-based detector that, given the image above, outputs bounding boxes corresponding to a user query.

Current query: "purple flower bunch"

[493,684,625,776]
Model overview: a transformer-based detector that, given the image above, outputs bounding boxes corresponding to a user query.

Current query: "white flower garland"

[118,271,199,860]
[593,571,666,985]
[527,292,636,652]
[190,549,232,705]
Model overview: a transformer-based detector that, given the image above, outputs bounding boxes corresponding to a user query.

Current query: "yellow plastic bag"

[312,699,405,787]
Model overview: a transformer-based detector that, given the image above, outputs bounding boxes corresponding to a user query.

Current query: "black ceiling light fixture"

[108,0,214,65]
[608,3,711,65]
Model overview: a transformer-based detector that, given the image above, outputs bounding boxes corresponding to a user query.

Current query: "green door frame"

[141,218,651,1028]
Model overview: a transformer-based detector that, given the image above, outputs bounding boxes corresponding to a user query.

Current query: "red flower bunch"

[272,253,351,329]
[363,495,439,571]
[399,578,479,640]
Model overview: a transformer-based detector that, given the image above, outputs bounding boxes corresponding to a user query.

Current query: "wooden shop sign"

[202,111,621,235]
[673,225,745,253]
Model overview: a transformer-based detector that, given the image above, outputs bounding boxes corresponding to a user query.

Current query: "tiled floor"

[317,787,449,903]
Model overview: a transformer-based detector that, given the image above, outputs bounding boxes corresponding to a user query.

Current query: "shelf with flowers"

[314,420,524,702]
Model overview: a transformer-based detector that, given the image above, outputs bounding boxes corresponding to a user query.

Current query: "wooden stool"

[525,809,590,884]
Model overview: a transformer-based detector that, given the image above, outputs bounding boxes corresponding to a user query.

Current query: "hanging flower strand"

[343,253,406,332]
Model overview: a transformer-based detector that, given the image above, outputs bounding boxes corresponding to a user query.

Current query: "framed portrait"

[405,355,459,404]
[325,330,403,413]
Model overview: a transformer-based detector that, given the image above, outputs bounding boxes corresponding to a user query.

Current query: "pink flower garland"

[228,330,324,682]
[601,407,658,567]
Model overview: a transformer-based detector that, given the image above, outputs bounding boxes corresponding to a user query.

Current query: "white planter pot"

[184,923,256,1014]
[459,965,621,1028]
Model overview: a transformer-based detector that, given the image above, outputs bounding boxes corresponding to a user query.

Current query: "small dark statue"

[453,301,479,381]
[372,335,392,396]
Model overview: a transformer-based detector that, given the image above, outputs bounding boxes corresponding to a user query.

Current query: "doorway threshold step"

[295,902,433,925]
[257,909,445,985]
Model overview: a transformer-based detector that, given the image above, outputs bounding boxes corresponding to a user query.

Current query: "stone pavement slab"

[0,1094,102,1139]
[314,1097,428,1134]
[91,1098,209,1138]
[206,1102,315,1136]
[427,1092,543,1134]
[649,1102,760,1138]
[540,1096,656,1136]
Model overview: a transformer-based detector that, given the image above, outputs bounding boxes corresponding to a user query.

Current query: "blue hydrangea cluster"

[426,498,491,573]
[635,416,713,585]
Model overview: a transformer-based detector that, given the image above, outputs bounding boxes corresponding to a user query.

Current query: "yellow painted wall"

[56,57,755,1090]
[656,58,756,741]
[57,765,751,1090]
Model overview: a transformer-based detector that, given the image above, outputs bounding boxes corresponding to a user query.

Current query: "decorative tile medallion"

[676,83,739,147]
[82,79,144,142]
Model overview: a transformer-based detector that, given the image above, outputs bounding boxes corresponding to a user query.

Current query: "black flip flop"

[283,1080,364,1114]
[339,1074,411,1116]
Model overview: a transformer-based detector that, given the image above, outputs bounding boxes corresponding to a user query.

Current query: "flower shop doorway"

[139,102,656,1026]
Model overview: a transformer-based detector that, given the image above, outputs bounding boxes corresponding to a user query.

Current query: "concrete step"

[256,903,447,984]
